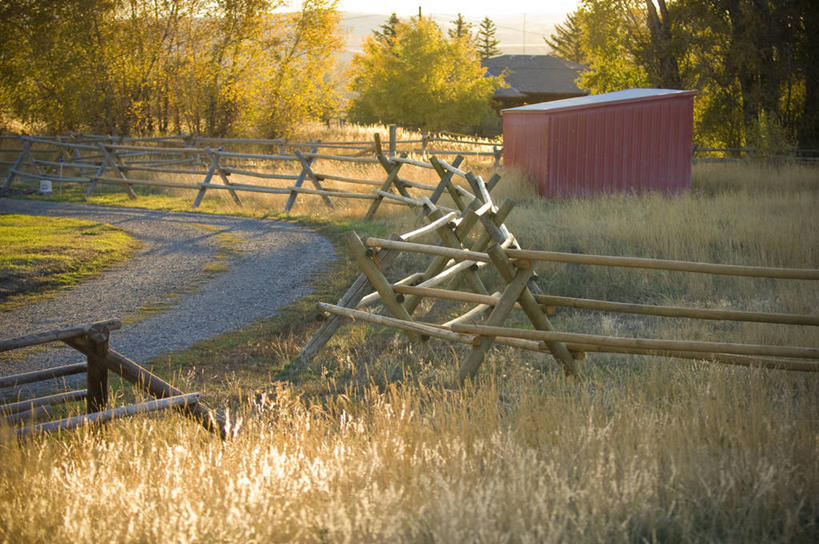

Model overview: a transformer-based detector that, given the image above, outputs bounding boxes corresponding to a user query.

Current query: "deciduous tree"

[348,17,503,133]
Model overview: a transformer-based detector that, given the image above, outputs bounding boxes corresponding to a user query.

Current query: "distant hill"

[338,12,562,64]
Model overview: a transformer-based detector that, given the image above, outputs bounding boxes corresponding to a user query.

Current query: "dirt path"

[0,200,335,400]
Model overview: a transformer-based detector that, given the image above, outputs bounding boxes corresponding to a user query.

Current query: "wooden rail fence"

[0,131,495,218]
[0,320,228,439]
[294,160,819,381]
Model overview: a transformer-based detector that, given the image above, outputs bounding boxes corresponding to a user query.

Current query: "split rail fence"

[0,130,501,218]
[294,159,819,381]
[0,320,227,439]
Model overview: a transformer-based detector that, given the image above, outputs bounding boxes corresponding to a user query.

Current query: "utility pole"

[418,6,422,19]
[523,13,526,54]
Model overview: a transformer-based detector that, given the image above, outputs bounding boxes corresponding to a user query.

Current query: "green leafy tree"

[574,1,649,92]
[0,0,342,136]
[552,0,815,149]
[476,17,501,60]
[348,17,503,133]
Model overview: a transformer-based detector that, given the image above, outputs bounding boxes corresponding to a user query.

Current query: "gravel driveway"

[0,200,335,400]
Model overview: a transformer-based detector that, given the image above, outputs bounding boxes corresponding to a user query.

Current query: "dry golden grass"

[1,365,816,542]
[1,139,817,542]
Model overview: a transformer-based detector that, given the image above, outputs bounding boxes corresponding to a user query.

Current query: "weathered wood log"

[364,155,406,221]
[358,272,425,307]
[390,156,437,170]
[485,245,581,377]
[285,145,318,212]
[458,267,534,383]
[20,136,98,151]
[392,286,818,327]
[9,169,90,183]
[301,152,379,164]
[503,249,819,280]
[560,343,819,372]
[319,304,817,373]
[205,147,241,205]
[399,212,458,241]
[1,389,87,417]
[312,173,382,186]
[441,301,496,328]
[97,142,137,199]
[2,139,33,189]
[86,327,109,414]
[285,186,377,199]
[365,237,488,262]
[213,150,295,161]
[3,404,58,427]
[201,182,290,194]
[61,339,227,438]
[291,246,402,370]
[31,159,100,170]
[220,167,299,180]
[15,393,200,439]
[93,176,194,190]
[533,294,819,326]
[395,177,438,191]
[293,149,334,209]
[319,303,468,344]
[450,323,819,360]
[0,363,87,389]
[428,155,463,202]
[0,320,121,353]
[363,239,819,280]
[373,189,425,207]
[394,284,520,309]
[345,232,422,343]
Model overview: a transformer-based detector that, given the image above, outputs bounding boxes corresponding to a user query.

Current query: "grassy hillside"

[1,142,817,541]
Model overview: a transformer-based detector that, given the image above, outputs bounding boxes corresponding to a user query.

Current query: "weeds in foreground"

[1,364,816,542]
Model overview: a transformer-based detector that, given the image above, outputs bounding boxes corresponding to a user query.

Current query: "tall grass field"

[0,133,817,542]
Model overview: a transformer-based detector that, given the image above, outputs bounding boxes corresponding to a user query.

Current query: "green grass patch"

[0,214,140,309]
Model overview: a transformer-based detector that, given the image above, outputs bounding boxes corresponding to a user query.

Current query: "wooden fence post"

[85,324,110,414]
[284,142,318,212]
[389,125,397,157]
[458,265,534,384]
[291,148,335,210]
[95,143,137,199]
[290,247,403,371]
[429,155,465,206]
[487,245,581,376]
[345,231,423,344]
[200,147,241,206]
[364,154,406,221]
[2,138,34,190]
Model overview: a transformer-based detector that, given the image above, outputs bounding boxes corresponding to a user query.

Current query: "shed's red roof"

[502,88,696,114]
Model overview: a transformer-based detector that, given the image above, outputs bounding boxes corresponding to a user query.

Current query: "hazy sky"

[336,0,582,17]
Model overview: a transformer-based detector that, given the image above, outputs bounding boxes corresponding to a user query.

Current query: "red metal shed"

[502,88,696,198]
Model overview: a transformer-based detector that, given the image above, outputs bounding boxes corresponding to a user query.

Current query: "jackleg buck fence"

[0,320,228,439]
[0,130,500,219]
[293,159,819,382]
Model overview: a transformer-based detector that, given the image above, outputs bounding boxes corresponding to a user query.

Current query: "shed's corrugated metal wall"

[502,91,695,198]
